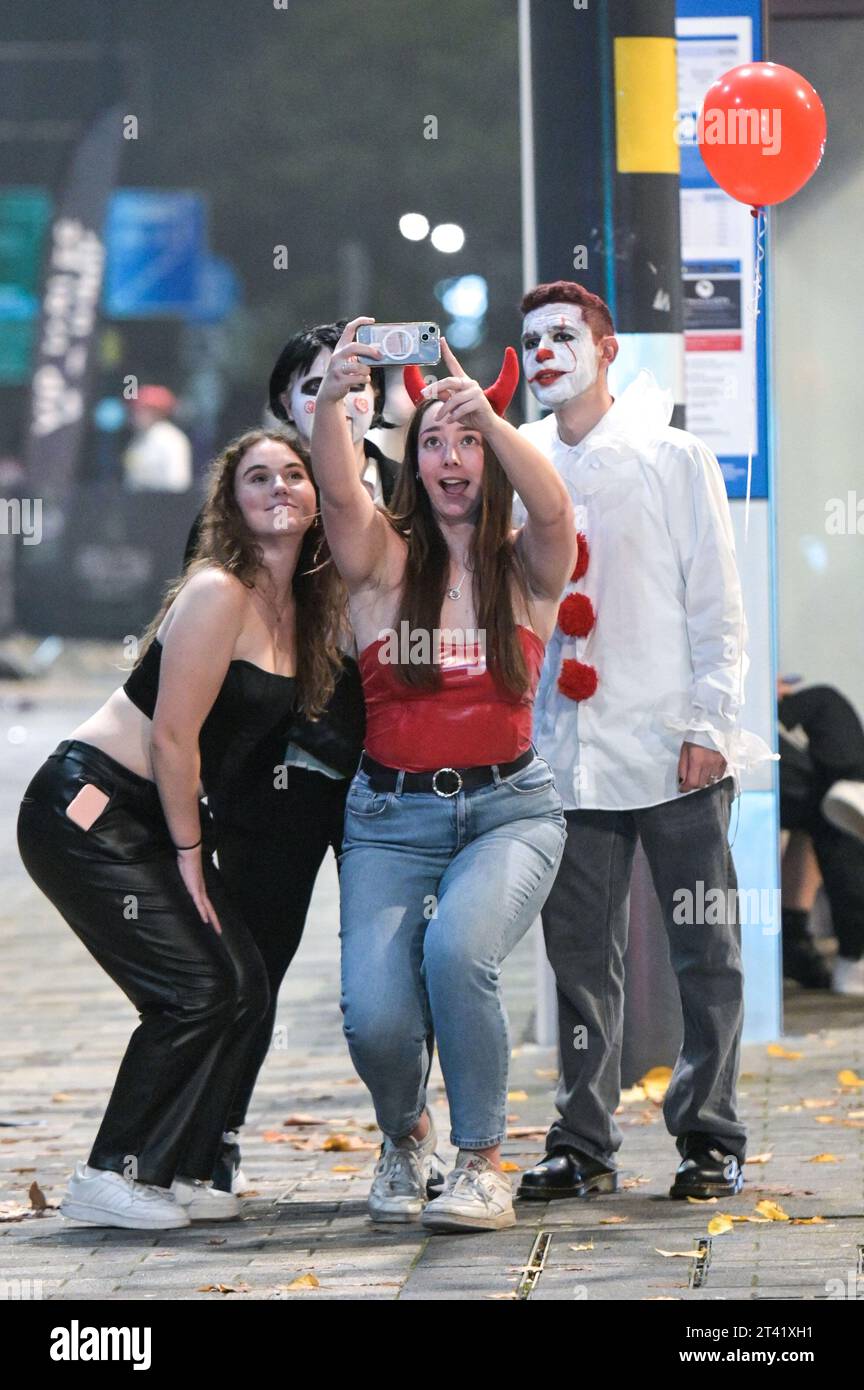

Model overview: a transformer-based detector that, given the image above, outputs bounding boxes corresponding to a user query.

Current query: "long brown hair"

[136,428,345,718]
[386,397,532,695]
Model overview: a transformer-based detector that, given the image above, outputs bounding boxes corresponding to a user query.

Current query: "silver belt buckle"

[431,766,463,798]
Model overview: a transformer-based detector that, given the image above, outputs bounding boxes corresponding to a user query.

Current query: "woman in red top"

[311,319,575,1232]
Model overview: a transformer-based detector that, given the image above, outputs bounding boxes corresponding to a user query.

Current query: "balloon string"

[745,208,766,543]
[728,206,766,846]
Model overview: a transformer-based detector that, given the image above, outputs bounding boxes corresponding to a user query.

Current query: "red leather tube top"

[358,625,545,772]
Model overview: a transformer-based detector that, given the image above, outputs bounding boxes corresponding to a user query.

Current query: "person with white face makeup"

[513,279,769,1205]
[268,321,401,507]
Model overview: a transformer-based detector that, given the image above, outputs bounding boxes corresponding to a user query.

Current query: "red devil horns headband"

[402,346,520,417]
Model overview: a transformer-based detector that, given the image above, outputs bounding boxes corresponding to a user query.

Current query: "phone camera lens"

[421,333,429,341]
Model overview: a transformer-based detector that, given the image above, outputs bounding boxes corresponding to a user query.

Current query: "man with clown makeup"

[512,279,767,1203]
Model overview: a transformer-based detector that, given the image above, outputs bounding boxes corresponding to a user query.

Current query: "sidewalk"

[1,674,862,1301]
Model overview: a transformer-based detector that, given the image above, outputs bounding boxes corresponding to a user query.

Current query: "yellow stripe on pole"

[613,37,679,175]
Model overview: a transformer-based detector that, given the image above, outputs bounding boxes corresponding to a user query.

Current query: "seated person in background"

[779,679,864,996]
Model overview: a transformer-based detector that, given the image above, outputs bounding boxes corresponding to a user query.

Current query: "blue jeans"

[338,753,567,1148]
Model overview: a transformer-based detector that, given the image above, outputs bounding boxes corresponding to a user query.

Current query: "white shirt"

[361,455,384,507]
[124,420,192,493]
[515,371,766,811]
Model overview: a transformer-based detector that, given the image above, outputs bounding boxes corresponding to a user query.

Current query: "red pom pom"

[558,592,595,638]
[558,659,598,702]
[571,532,589,582]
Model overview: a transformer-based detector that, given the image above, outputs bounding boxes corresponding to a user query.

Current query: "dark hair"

[520,280,616,340]
[137,428,346,719]
[384,397,532,696]
[268,320,386,428]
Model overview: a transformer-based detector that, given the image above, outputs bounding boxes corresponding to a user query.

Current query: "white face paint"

[521,303,601,407]
[283,346,376,445]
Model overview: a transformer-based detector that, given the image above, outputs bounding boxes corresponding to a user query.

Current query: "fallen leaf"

[767,1044,803,1060]
[569,1242,594,1251]
[286,1274,320,1290]
[485,1292,518,1300]
[847,1109,864,1120]
[282,1113,320,1127]
[639,1066,673,1103]
[656,1248,705,1258]
[207,1238,226,1246]
[0,1203,37,1221]
[755,1199,790,1222]
[618,1084,647,1105]
[620,1176,650,1188]
[51,1093,75,1103]
[331,1164,361,1173]
[790,1216,827,1225]
[262,1130,294,1144]
[506,1126,547,1139]
[507,1090,528,1101]
[28,1182,48,1212]
[815,1116,837,1125]
[197,1283,251,1294]
[534,1069,558,1080]
[599,1216,627,1225]
[744,1152,773,1165]
[500,1161,521,1173]
[837,1069,864,1088]
[322,1134,377,1152]
[806,1153,842,1163]
[708,1214,734,1235]
[686,1196,718,1204]
[802,1098,836,1109]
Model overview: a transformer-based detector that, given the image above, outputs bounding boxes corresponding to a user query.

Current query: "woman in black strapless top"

[16,428,346,1231]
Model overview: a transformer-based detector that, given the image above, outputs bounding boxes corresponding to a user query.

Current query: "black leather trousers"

[16,739,270,1188]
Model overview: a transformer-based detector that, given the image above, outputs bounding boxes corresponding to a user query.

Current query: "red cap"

[134,385,177,415]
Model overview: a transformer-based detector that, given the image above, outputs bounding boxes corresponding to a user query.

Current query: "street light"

[398,213,430,241]
[430,223,465,254]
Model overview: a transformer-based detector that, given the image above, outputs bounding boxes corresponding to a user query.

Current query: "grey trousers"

[541,777,746,1164]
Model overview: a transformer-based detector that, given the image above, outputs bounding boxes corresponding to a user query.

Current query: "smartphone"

[356,322,440,366]
[65,782,111,831]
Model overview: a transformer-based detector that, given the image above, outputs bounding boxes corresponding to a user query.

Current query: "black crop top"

[123,638,297,825]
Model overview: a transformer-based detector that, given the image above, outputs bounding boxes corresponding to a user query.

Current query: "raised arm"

[430,339,575,598]
[310,316,393,591]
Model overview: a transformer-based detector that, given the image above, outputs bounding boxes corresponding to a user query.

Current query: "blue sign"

[104,190,207,317]
[676,0,770,502]
[185,254,241,324]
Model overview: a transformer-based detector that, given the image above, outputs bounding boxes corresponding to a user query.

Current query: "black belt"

[358,747,534,797]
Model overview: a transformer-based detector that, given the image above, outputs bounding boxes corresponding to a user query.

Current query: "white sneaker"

[60,1161,191,1230]
[832,955,864,997]
[368,1111,442,1223]
[171,1176,241,1220]
[821,781,864,844]
[421,1152,516,1233]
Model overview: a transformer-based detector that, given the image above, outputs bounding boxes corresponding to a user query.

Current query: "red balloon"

[698,62,827,208]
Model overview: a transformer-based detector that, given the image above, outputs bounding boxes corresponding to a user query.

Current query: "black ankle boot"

[517,1146,618,1201]
[783,934,838,989]
[670,1134,744,1199]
